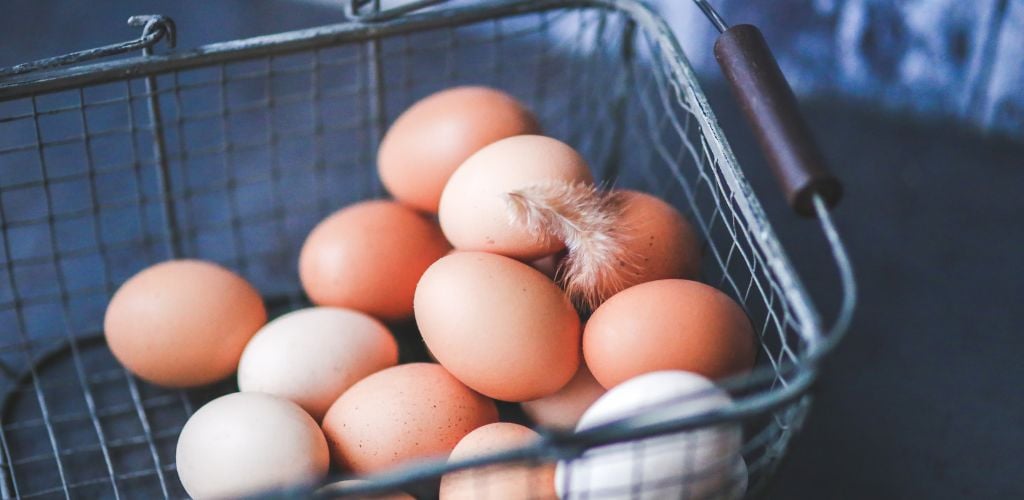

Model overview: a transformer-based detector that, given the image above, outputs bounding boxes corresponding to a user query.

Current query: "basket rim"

[0,0,830,426]
[0,0,829,359]
[0,0,617,100]
[0,0,851,496]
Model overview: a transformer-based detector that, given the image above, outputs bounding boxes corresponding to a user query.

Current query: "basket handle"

[715,26,855,360]
[692,0,841,216]
[713,24,842,216]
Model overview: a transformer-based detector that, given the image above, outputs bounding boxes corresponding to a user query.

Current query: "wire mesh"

[0,2,823,498]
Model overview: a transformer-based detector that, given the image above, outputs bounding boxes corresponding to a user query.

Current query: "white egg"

[237,307,398,420]
[555,371,746,500]
[176,393,329,499]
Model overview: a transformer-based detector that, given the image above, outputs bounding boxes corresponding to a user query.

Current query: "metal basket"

[0,1,855,498]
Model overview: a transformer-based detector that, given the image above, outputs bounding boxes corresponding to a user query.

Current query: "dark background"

[1,1,1021,499]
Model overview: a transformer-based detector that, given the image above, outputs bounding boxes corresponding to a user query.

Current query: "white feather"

[505,181,640,310]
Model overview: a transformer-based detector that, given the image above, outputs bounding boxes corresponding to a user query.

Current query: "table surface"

[2,2,1022,499]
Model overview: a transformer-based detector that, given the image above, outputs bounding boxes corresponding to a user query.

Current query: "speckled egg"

[614,190,702,290]
[321,363,498,473]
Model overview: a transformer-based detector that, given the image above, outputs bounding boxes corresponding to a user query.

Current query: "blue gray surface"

[0,1,1022,499]
[654,0,1024,138]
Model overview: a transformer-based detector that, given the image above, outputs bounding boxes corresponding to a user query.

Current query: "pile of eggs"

[102,86,756,499]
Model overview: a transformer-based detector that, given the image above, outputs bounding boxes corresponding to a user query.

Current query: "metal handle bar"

[0,15,175,78]
[694,0,842,216]
[345,0,449,22]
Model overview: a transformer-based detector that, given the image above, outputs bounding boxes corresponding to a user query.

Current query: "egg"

[440,423,556,500]
[321,363,498,474]
[438,135,594,260]
[176,392,329,499]
[555,371,745,500]
[584,279,756,389]
[378,86,541,213]
[415,252,581,402]
[299,200,451,320]
[104,260,266,388]
[316,480,415,499]
[614,190,701,290]
[237,307,398,420]
[521,361,606,430]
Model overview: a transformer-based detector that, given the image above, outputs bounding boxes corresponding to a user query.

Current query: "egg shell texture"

[299,200,451,320]
[615,190,702,290]
[237,307,398,421]
[555,371,744,500]
[438,135,594,260]
[584,279,756,389]
[378,86,541,213]
[415,251,581,402]
[321,363,499,474]
[175,392,329,499]
[104,259,266,388]
[521,360,606,430]
[440,422,556,500]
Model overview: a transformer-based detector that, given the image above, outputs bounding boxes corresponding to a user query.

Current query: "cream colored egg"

[237,307,398,421]
[438,135,593,260]
[555,371,744,500]
[521,361,605,429]
[176,392,329,499]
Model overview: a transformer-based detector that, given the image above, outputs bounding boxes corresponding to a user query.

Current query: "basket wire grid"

[0,0,854,498]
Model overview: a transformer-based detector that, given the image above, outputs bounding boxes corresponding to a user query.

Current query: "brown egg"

[104,260,266,388]
[616,190,702,289]
[415,252,581,402]
[584,279,756,389]
[521,360,606,430]
[440,423,556,500]
[299,200,451,321]
[438,135,593,260]
[321,363,498,474]
[378,86,541,213]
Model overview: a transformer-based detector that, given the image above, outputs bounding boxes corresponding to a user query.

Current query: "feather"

[505,181,640,310]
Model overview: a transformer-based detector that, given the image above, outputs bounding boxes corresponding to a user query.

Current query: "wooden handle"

[714,24,842,216]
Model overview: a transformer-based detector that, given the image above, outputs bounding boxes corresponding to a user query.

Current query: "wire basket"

[0,1,855,498]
